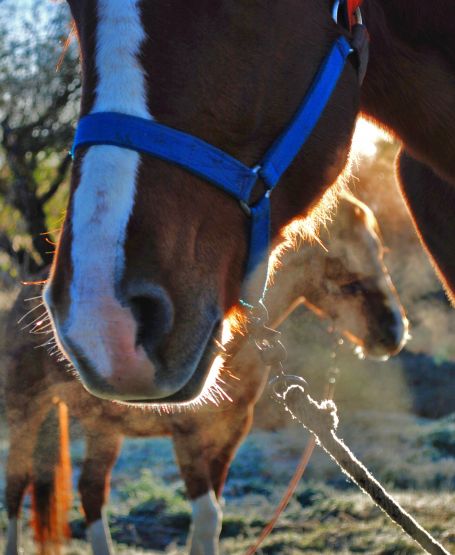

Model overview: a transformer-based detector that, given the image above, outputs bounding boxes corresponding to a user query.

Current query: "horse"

[4,194,408,555]
[397,150,455,305]
[361,1,455,303]
[41,0,454,405]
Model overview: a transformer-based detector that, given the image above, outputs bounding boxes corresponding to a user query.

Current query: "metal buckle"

[239,200,252,217]
[239,189,272,217]
[239,164,268,217]
[354,7,363,25]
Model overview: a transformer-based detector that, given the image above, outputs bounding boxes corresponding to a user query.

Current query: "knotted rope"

[282,385,450,555]
[244,379,336,555]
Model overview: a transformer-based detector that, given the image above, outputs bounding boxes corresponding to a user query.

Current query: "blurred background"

[0,1,454,553]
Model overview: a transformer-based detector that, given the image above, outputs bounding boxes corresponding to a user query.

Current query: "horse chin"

[342,334,389,361]
[357,333,407,361]
[341,319,407,361]
[362,351,391,362]
[56,316,222,405]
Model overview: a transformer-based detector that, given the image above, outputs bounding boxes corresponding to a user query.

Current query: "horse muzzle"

[363,310,409,359]
[44,282,221,403]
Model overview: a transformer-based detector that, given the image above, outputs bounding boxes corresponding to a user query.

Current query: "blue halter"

[72,35,354,304]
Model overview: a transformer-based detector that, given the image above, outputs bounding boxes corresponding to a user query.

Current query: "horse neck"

[264,244,325,327]
[362,0,455,182]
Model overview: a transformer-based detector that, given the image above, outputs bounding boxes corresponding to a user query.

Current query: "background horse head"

[264,193,407,361]
[45,0,361,404]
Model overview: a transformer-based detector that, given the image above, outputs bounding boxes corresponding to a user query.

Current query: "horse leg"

[78,430,123,555]
[4,518,20,555]
[396,148,455,304]
[172,423,222,555]
[4,436,27,555]
[172,407,253,555]
[209,408,254,499]
[5,442,28,555]
[190,490,223,555]
[4,416,46,555]
[4,385,54,555]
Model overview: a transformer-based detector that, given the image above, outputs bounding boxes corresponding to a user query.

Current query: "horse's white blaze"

[190,491,222,555]
[5,518,19,555]
[67,0,151,375]
[87,515,113,555]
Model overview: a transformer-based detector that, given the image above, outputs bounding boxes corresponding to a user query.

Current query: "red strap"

[347,0,363,29]
[348,0,363,11]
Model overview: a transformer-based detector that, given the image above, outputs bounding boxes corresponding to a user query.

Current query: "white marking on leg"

[190,491,222,555]
[66,0,152,375]
[87,513,113,555]
[5,518,20,555]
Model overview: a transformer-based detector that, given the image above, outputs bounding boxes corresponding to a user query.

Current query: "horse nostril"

[365,314,405,357]
[127,285,174,353]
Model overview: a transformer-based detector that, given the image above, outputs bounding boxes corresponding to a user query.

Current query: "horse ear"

[397,149,455,306]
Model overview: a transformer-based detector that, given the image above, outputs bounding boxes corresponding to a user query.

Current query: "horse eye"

[340,280,365,295]
[324,257,346,279]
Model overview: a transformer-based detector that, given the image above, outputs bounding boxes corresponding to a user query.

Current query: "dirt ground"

[0,410,454,554]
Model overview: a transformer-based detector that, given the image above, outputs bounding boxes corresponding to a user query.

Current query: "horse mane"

[267,153,353,282]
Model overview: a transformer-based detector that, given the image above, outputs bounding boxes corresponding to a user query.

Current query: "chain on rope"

[243,305,450,555]
[244,326,342,555]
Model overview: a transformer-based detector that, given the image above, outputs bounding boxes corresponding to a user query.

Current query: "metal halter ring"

[332,1,363,26]
[269,374,308,400]
[353,7,363,25]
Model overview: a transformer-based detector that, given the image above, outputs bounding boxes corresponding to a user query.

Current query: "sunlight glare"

[351,118,391,158]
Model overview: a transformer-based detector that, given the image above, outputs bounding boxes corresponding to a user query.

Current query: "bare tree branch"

[0,232,41,274]
[0,0,78,279]
[0,232,15,258]
[39,152,71,205]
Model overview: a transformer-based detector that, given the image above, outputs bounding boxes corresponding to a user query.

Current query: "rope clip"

[269,373,308,400]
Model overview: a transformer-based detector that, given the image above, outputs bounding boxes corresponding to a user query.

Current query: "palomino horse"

[43,0,454,405]
[4,195,407,555]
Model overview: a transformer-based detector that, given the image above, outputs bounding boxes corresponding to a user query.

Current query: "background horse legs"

[5,423,33,555]
[397,148,455,303]
[78,429,123,555]
[172,406,253,555]
[4,402,52,555]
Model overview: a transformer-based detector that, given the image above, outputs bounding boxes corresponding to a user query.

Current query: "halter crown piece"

[71,0,367,307]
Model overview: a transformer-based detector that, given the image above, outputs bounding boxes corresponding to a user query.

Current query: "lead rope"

[244,333,340,555]
[279,385,450,555]
[243,304,450,555]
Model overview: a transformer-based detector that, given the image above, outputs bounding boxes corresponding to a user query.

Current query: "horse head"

[265,193,408,360]
[45,0,362,403]
[309,193,408,358]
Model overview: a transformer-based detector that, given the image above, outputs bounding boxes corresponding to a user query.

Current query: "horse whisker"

[17,302,45,324]
[24,296,45,302]
[214,339,226,352]
[21,312,50,331]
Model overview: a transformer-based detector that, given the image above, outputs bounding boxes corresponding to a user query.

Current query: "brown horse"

[397,150,455,305]
[361,1,455,302]
[4,195,407,555]
[42,0,454,405]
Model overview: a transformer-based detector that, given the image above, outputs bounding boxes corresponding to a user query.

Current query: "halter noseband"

[71,1,367,305]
